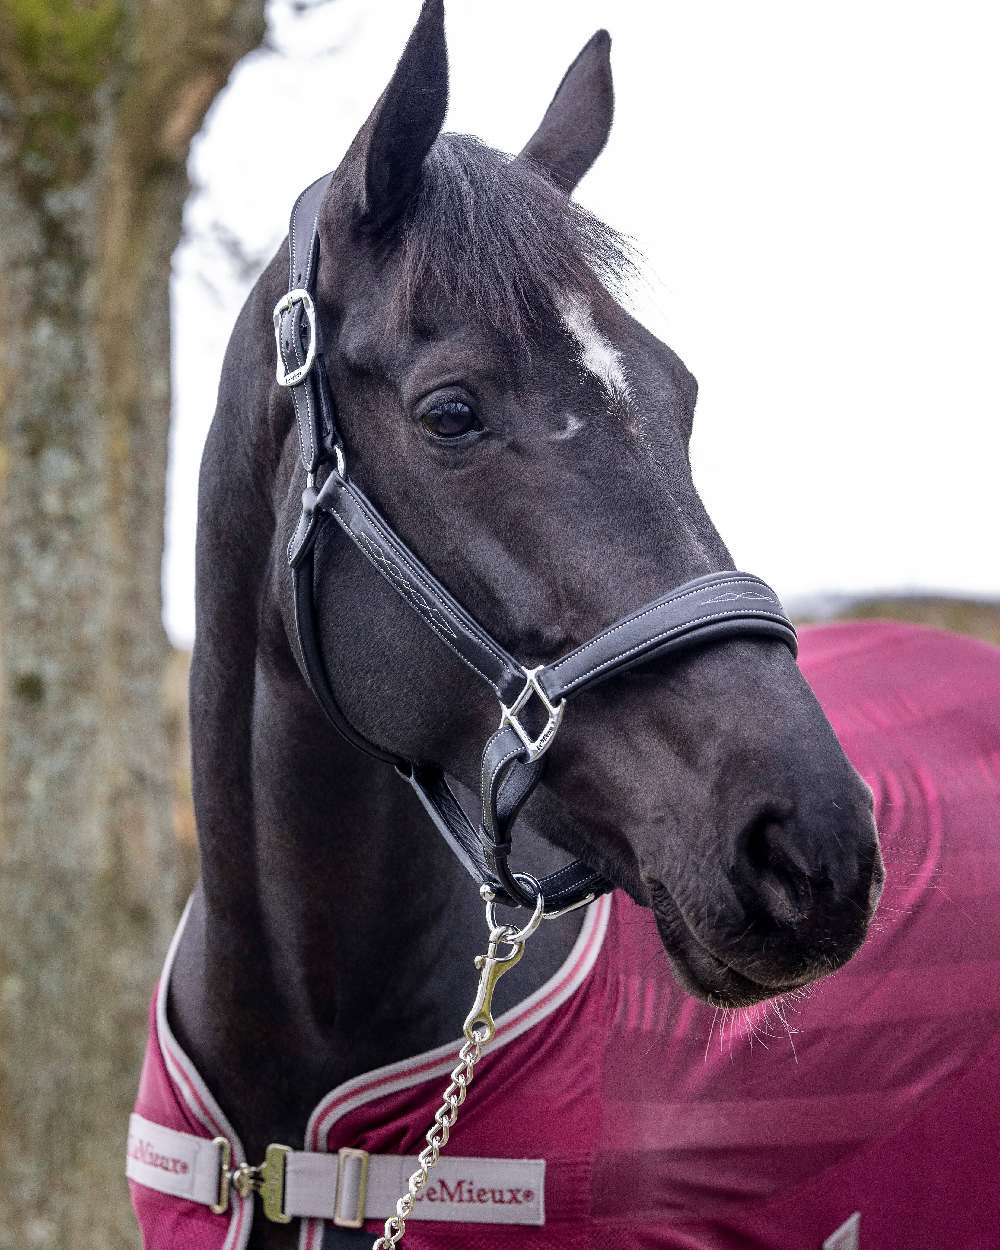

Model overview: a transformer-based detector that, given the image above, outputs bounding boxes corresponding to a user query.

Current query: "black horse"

[136,4,1000,1249]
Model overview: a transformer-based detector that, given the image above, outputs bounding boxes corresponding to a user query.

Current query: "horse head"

[263,0,883,1008]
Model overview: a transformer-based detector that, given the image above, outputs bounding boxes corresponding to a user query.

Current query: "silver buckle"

[333,1147,370,1229]
[273,288,317,387]
[499,666,565,763]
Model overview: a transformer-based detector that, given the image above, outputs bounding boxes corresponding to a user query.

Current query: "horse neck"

[170,604,580,1157]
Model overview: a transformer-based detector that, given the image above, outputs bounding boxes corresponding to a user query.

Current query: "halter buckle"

[273,288,317,388]
[499,666,565,763]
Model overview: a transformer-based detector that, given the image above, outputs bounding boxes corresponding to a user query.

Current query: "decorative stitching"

[299,176,329,289]
[483,743,525,834]
[288,193,302,284]
[349,491,517,681]
[290,564,315,684]
[479,727,512,826]
[563,609,792,691]
[285,178,329,469]
[299,381,316,469]
[340,482,520,690]
[286,509,302,565]
[289,306,316,469]
[277,309,309,465]
[355,532,457,639]
[349,495,500,660]
[547,577,772,674]
[303,224,318,287]
[287,182,310,286]
[544,861,600,887]
[547,876,602,905]
[288,174,326,286]
[278,308,314,470]
[704,590,776,604]
[495,753,527,813]
[331,516,503,695]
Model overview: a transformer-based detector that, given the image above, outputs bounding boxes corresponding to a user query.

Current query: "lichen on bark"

[0,1,266,1245]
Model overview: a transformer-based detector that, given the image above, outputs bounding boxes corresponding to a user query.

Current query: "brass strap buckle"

[259,1144,291,1224]
[227,1143,291,1223]
[333,1147,370,1229]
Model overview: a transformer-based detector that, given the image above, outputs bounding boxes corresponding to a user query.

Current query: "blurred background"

[1,1,997,1245]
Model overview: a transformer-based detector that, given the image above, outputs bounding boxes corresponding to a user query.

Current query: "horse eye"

[420,399,481,439]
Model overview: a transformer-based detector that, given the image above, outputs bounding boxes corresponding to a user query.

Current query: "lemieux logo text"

[128,1134,191,1177]
[416,1178,535,1207]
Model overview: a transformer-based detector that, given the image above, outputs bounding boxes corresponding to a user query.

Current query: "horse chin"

[649,886,819,1009]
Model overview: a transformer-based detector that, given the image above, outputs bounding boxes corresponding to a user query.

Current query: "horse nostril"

[740,811,820,926]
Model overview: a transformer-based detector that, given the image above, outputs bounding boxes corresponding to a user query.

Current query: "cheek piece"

[278,173,797,915]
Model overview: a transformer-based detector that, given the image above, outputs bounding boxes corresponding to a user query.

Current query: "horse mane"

[386,133,637,346]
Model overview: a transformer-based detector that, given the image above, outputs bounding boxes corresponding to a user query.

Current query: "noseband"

[278,173,798,917]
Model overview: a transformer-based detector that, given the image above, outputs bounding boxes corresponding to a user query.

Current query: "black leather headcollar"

[276,173,798,914]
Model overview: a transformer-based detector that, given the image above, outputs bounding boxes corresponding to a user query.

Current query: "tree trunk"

[0,2,265,1245]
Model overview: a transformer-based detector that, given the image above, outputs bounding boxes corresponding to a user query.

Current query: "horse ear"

[519,30,614,194]
[343,0,448,233]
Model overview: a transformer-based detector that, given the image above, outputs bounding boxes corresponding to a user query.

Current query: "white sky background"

[166,0,1000,648]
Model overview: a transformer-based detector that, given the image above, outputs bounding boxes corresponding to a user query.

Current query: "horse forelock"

[385,133,637,349]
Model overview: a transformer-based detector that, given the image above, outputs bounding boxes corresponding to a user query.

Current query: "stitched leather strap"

[403,763,605,912]
[277,172,339,474]
[539,572,798,703]
[311,468,526,703]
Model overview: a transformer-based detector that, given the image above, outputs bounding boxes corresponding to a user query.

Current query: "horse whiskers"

[770,997,799,1063]
[704,1006,720,1063]
[700,990,806,1062]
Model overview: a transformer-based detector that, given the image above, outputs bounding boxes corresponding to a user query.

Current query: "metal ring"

[484,874,544,944]
[498,666,565,763]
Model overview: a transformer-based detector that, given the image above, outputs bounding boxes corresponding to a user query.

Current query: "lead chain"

[370,1029,485,1249]
[372,882,545,1249]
